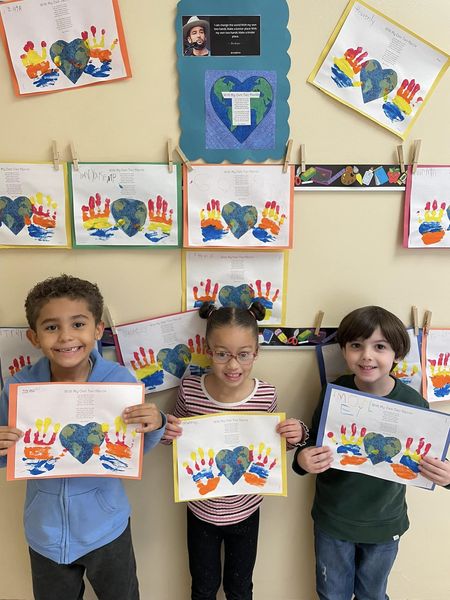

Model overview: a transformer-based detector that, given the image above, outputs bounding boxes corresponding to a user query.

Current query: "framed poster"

[7,382,145,480]
[173,412,287,502]
[317,384,450,489]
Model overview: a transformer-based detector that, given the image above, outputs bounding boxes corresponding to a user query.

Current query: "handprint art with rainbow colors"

[22,417,67,475]
[200,200,229,242]
[82,26,118,78]
[20,40,59,88]
[252,201,286,243]
[8,355,32,377]
[193,279,219,308]
[99,416,136,472]
[392,360,419,387]
[187,335,211,376]
[145,196,173,243]
[428,353,450,398]
[331,46,367,88]
[382,79,423,123]
[25,193,57,241]
[249,280,279,320]
[327,423,368,466]
[81,193,117,239]
[390,436,431,480]
[416,200,447,246]
[183,448,222,496]
[130,347,164,390]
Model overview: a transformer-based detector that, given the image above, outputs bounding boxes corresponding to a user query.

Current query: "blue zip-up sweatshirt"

[0,349,166,564]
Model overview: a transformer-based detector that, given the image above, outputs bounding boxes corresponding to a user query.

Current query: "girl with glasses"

[162,301,308,600]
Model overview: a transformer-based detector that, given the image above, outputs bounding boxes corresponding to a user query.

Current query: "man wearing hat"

[183,15,210,56]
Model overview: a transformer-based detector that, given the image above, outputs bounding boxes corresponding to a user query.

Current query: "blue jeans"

[314,525,399,600]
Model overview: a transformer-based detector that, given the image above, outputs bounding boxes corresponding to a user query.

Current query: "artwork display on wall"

[403,166,450,248]
[173,412,287,502]
[0,163,70,248]
[184,164,293,248]
[0,0,131,96]
[69,163,181,247]
[7,382,144,480]
[317,384,450,489]
[423,329,450,403]
[183,250,288,325]
[177,0,290,162]
[308,0,449,139]
[294,164,407,191]
[0,328,42,389]
[114,310,209,393]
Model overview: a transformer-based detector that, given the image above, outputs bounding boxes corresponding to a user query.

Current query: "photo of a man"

[183,15,210,56]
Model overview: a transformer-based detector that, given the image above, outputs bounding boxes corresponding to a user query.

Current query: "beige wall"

[0,1,449,598]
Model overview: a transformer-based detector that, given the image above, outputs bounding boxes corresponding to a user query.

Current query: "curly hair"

[25,274,104,329]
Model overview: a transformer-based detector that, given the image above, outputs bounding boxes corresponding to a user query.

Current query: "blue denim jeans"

[314,525,399,600]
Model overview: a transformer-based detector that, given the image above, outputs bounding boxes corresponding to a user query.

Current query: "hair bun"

[198,301,216,319]
[248,301,266,322]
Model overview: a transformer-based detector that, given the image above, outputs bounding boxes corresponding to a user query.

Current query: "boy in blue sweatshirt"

[0,274,166,600]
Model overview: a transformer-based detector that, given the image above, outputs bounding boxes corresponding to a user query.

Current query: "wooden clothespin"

[167,139,174,174]
[314,310,324,336]
[423,310,432,336]
[412,305,419,337]
[103,305,117,336]
[411,139,421,174]
[299,143,306,173]
[396,144,405,173]
[70,141,79,171]
[52,140,60,171]
[175,144,193,172]
[283,138,293,173]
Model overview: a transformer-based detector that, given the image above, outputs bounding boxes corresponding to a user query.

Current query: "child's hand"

[297,446,333,474]
[276,418,303,445]
[419,455,450,487]
[0,426,23,456]
[162,414,183,442]
[122,403,163,433]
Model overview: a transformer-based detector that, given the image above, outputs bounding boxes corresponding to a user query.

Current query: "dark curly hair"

[25,274,104,329]
[198,301,266,344]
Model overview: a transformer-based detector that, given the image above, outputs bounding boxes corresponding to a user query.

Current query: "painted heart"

[218,284,254,308]
[363,432,401,465]
[157,344,191,379]
[221,202,258,239]
[0,196,32,235]
[210,76,273,142]
[111,199,147,237]
[50,38,89,84]
[360,60,397,103]
[59,422,105,464]
[215,446,251,484]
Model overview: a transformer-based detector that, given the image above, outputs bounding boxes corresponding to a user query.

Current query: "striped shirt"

[174,374,278,526]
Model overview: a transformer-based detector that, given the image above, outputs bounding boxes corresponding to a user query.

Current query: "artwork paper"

[0,0,131,96]
[7,382,144,480]
[173,412,287,502]
[183,250,288,325]
[0,163,69,247]
[423,329,450,403]
[403,166,450,248]
[115,310,209,393]
[308,0,449,139]
[0,328,43,389]
[70,163,181,247]
[184,165,293,248]
[317,384,450,489]
[392,329,422,393]
[294,164,407,191]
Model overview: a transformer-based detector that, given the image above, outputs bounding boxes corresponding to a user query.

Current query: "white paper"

[0,328,43,388]
[424,330,450,403]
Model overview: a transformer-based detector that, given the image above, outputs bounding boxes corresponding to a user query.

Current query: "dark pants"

[29,521,139,600]
[187,507,260,600]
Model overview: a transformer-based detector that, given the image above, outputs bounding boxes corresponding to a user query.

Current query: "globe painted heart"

[221,202,258,239]
[218,284,255,308]
[215,446,251,484]
[157,344,191,378]
[210,76,273,142]
[360,60,397,103]
[111,199,147,237]
[59,422,105,464]
[0,196,32,235]
[363,432,401,465]
[50,39,90,84]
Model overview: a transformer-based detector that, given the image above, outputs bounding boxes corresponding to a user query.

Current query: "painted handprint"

[417,200,447,245]
[252,201,286,243]
[193,279,219,308]
[20,40,59,87]
[8,355,31,377]
[327,423,368,466]
[145,195,173,243]
[383,79,422,122]
[428,353,450,398]
[243,443,277,487]
[187,334,211,376]
[391,436,431,480]
[184,448,221,495]
[331,46,367,88]
[200,200,229,242]
[22,417,67,475]
[82,26,118,77]
[249,280,279,320]
[130,347,164,390]
[25,193,57,241]
[99,416,136,472]
[392,361,419,387]
[81,193,118,239]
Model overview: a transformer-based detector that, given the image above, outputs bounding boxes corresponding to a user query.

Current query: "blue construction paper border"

[177,0,291,162]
